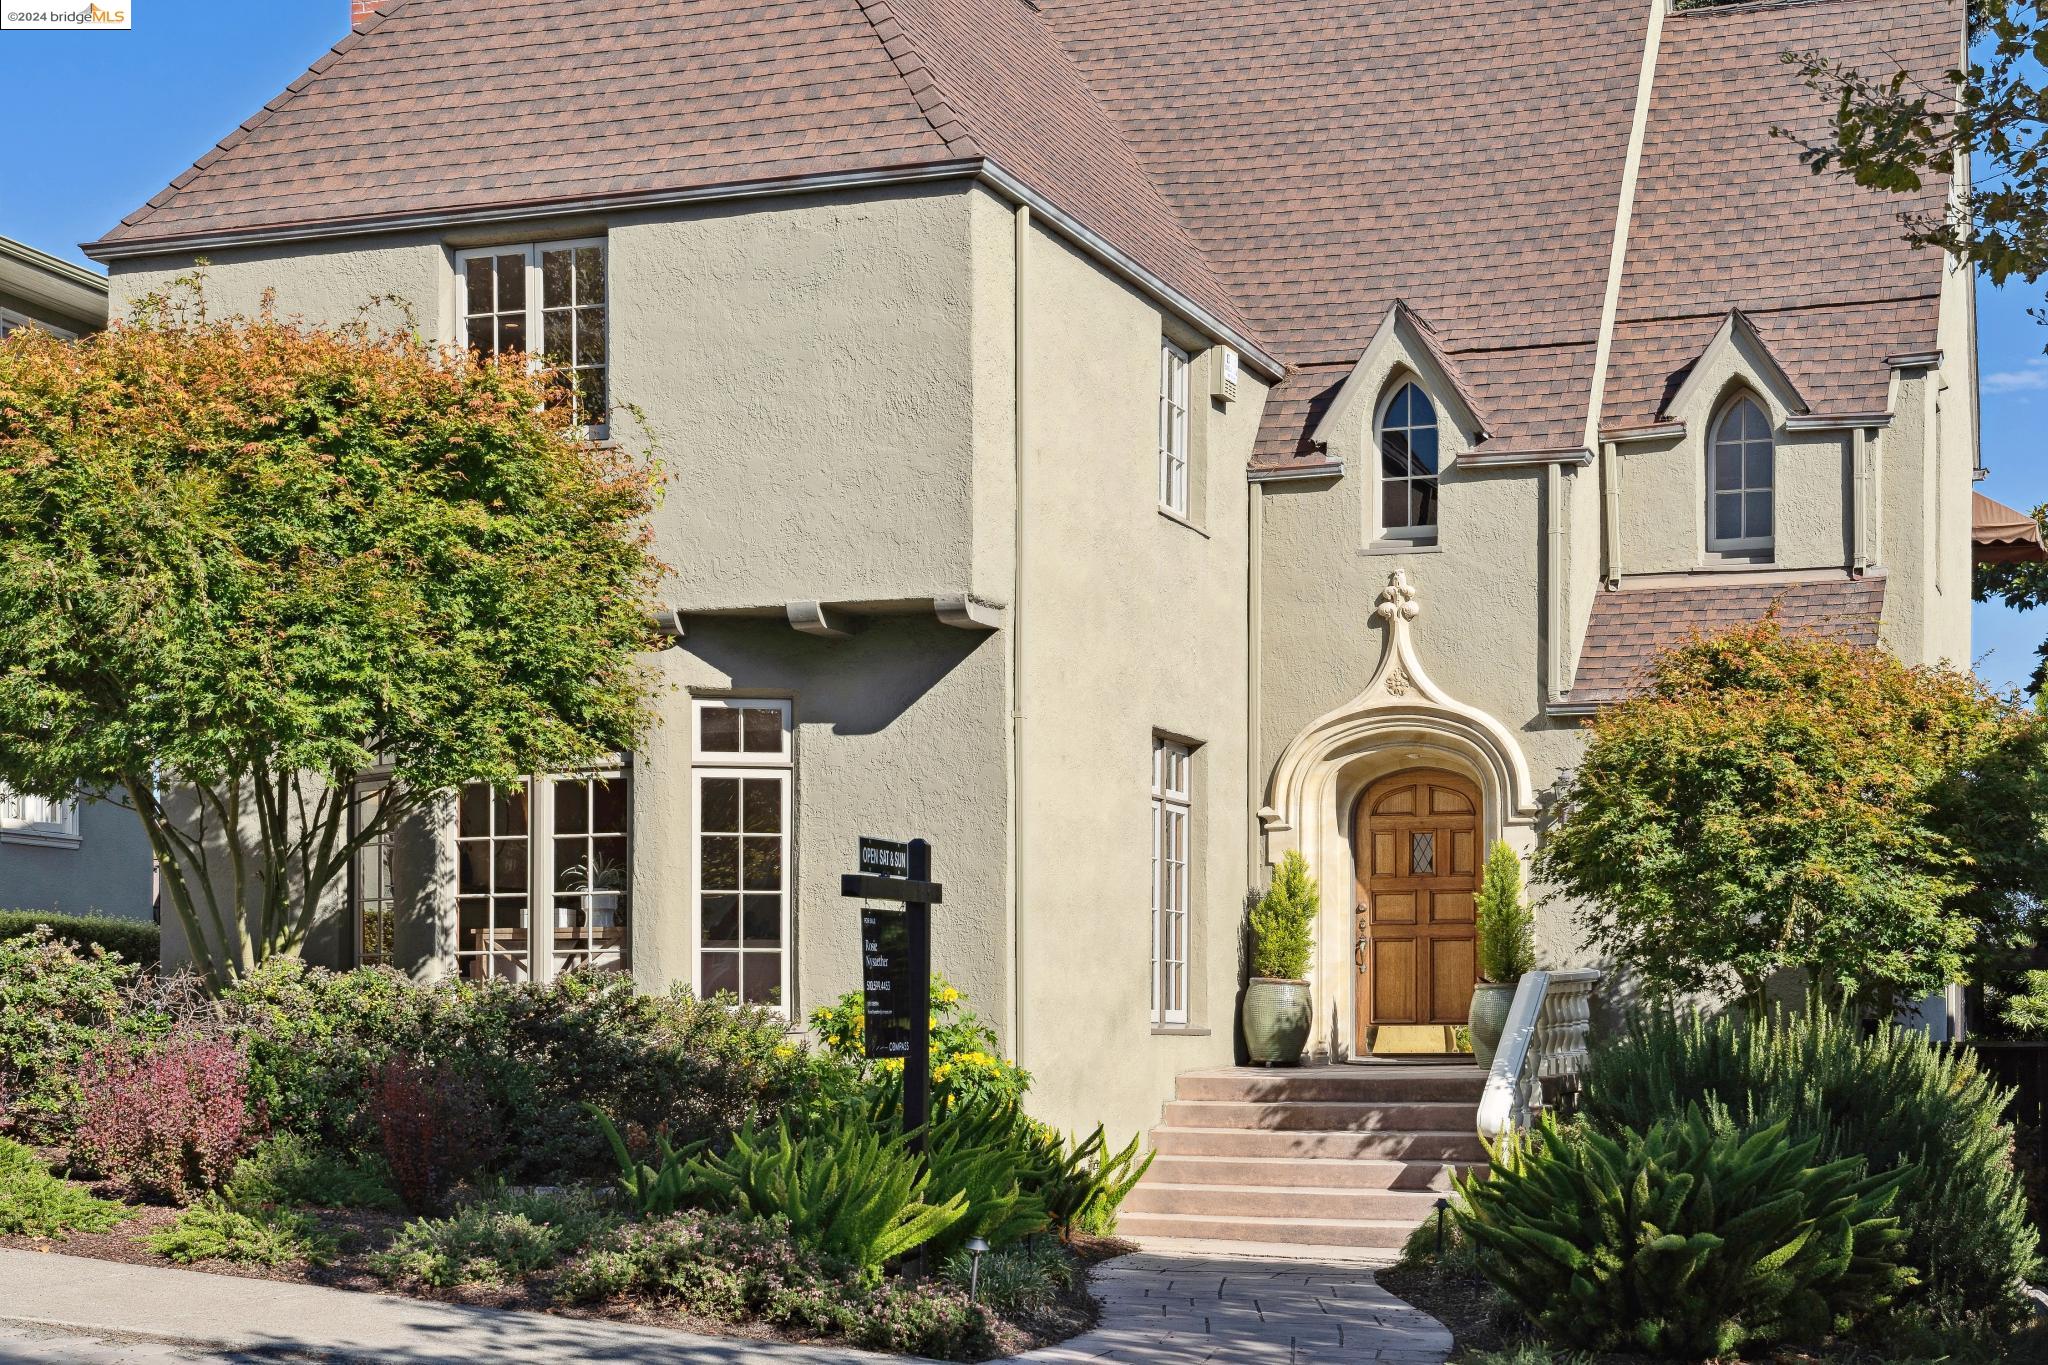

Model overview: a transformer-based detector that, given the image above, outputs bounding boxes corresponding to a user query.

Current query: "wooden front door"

[1353,771,1480,1051]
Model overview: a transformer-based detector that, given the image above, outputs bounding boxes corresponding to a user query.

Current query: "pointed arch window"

[1378,382,1439,541]
[1709,395,1774,553]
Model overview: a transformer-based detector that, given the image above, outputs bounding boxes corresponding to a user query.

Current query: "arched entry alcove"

[1261,571,1539,1060]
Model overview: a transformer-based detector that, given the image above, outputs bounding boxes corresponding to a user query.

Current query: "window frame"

[1375,379,1442,544]
[453,237,610,439]
[0,310,76,341]
[348,776,396,969]
[1151,736,1193,1027]
[690,698,795,1011]
[1706,393,1775,555]
[0,786,80,847]
[1158,339,1192,517]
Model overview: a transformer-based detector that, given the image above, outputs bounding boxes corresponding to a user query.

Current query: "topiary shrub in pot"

[1469,841,1537,1071]
[1244,850,1317,1065]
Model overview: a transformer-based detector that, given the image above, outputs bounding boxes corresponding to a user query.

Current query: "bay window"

[454,766,629,981]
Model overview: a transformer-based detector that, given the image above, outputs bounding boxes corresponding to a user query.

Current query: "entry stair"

[1119,1062,1487,1249]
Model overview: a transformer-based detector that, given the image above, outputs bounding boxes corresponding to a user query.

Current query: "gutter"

[84,156,1285,384]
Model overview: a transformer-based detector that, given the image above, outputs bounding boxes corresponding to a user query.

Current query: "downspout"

[1546,463,1567,701]
[1851,427,1870,575]
[1600,441,1621,587]
[1247,481,1264,884]
[1008,204,1031,1064]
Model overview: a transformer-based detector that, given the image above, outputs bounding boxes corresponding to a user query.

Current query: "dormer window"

[1709,394,1773,553]
[1378,381,1439,541]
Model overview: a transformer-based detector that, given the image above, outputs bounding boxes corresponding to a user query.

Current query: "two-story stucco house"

[86,0,2006,1216]
[0,235,157,923]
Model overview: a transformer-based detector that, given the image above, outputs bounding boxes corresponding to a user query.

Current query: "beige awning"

[1974,492,2047,565]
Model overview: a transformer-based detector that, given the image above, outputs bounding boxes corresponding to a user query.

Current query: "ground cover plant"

[0,1138,127,1238]
[374,1189,618,1288]
[146,1194,337,1267]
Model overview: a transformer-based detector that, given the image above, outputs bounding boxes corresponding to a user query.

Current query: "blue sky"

[3,1,2044,692]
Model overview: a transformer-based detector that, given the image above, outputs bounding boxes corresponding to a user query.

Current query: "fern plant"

[1473,841,1536,984]
[683,1112,966,1275]
[921,1095,1049,1259]
[1457,1109,1914,1357]
[589,1107,705,1217]
[1249,849,1317,980]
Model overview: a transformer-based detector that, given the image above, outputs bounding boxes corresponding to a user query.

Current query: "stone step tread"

[1148,1125,1488,1156]
[1133,1181,1451,1197]
[1116,1211,1421,1247]
[1143,1154,1479,1184]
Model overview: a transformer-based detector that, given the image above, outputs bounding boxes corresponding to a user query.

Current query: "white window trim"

[1706,394,1776,554]
[348,777,395,969]
[0,787,80,848]
[453,237,610,440]
[1151,737,1192,1027]
[1374,379,1441,544]
[690,698,796,1012]
[1158,340,1191,517]
[0,309,76,341]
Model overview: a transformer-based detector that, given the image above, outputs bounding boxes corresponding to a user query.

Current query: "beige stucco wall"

[1009,217,1262,1143]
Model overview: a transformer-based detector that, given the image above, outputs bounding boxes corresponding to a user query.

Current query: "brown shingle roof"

[1565,575,1887,706]
[1600,0,1955,433]
[88,0,1251,343]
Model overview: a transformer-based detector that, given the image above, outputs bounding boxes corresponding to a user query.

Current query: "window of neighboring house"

[1708,394,1774,554]
[454,766,629,982]
[1378,381,1440,541]
[0,311,75,340]
[349,780,395,968]
[1158,339,1191,516]
[1151,737,1192,1026]
[456,240,608,436]
[0,786,79,846]
[693,698,793,1009]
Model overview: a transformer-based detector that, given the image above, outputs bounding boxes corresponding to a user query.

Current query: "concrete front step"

[1123,1181,1453,1221]
[1161,1098,1478,1132]
[1173,1069,1485,1104]
[1116,1209,1423,1249]
[1144,1152,1478,1190]
[1149,1124,1489,1163]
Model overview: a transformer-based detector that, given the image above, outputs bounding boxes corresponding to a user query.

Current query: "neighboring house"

[0,236,155,922]
[83,0,2001,1138]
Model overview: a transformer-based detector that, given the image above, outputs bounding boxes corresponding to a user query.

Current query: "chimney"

[351,0,381,27]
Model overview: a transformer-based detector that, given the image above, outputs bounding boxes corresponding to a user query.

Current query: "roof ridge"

[108,1,415,238]
[851,0,984,158]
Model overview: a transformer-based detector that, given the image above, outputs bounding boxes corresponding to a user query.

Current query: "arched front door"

[1353,770,1480,1052]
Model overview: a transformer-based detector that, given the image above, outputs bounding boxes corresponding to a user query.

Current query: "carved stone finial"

[1374,569,1420,623]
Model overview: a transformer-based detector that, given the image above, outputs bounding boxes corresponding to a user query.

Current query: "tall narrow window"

[1709,395,1774,553]
[694,699,793,1008]
[457,239,608,435]
[1158,340,1191,516]
[453,766,629,982]
[350,781,395,968]
[1378,382,1439,540]
[1151,737,1192,1025]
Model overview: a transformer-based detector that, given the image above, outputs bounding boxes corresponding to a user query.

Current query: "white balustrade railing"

[1475,968,1601,1146]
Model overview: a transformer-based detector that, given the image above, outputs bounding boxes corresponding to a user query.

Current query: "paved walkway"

[0,1244,1451,1364]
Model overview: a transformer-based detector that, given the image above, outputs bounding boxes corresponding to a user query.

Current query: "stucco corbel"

[934,594,1005,630]
[786,601,855,638]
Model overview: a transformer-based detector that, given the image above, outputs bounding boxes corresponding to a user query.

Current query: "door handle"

[1354,903,1369,968]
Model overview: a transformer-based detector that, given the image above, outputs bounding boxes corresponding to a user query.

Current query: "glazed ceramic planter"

[1468,981,1517,1072]
[1243,978,1312,1065]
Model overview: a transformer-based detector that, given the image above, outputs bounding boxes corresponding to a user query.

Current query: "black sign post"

[842,837,941,1155]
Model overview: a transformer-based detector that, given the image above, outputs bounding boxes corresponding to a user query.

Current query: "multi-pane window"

[1158,340,1191,516]
[457,240,608,434]
[693,700,793,1008]
[455,768,629,982]
[350,782,395,968]
[1378,381,1440,539]
[1151,737,1192,1026]
[1709,395,1774,552]
[0,786,79,845]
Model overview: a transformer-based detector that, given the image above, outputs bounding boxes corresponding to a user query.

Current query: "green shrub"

[1581,1002,2039,1327]
[681,1112,966,1274]
[938,1238,1076,1315]
[808,975,1029,1110]
[223,961,813,1181]
[1248,850,1316,980]
[850,1281,997,1360]
[559,1211,855,1328]
[0,1138,127,1237]
[0,927,156,1142]
[1474,842,1536,984]
[1457,1110,1914,1357]
[227,1134,400,1211]
[0,912,159,966]
[373,1189,618,1288]
[146,1194,336,1266]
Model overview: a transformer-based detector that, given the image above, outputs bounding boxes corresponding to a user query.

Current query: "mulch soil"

[0,1165,1124,1361]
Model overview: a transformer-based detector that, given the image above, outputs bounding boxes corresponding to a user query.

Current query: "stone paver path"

[1015,1250,1452,1364]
